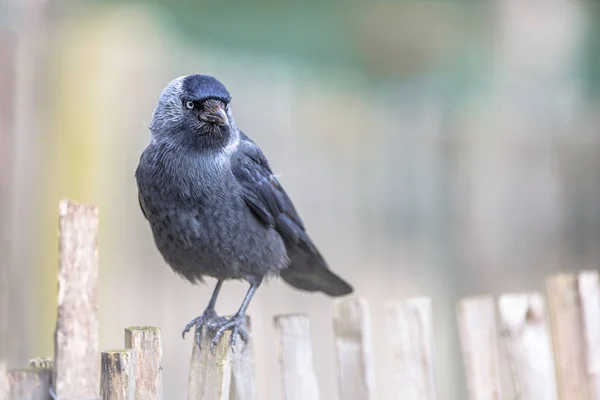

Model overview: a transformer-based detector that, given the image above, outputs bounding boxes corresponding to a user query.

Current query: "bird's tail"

[280,248,353,297]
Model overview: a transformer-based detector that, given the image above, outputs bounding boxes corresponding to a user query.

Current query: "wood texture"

[498,292,557,400]
[546,273,590,400]
[5,367,52,400]
[274,314,320,400]
[187,328,232,400]
[28,357,53,370]
[53,199,100,399]
[385,297,438,400]
[101,349,136,400]
[332,298,377,400]
[230,316,258,400]
[0,361,7,399]
[124,326,163,400]
[457,296,502,400]
[579,271,600,400]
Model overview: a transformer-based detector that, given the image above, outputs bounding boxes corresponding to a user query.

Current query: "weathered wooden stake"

[498,292,557,399]
[578,271,600,400]
[332,298,377,400]
[385,297,438,400]
[28,357,53,370]
[0,361,7,399]
[546,273,590,400]
[101,349,136,400]
[53,199,100,399]
[457,296,502,400]
[187,328,232,400]
[125,326,163,400]
[5,367,52,400]
[230,317,258,400]
[274,314,320,400]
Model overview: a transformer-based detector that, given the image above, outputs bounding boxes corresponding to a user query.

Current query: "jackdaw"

[135,74,353,350]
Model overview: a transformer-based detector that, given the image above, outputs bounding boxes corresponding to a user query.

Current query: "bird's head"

[149,74,236,151]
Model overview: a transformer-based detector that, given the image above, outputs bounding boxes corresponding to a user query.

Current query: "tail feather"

[280,248,353,297]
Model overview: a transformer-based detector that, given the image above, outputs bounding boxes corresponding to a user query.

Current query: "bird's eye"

[185,100,195,110]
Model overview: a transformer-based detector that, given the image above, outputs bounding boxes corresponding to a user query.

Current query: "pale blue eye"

[185,100,195,110]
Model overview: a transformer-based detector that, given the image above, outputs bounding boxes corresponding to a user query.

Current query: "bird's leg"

[182,280,223,347]
[207,281,260,353]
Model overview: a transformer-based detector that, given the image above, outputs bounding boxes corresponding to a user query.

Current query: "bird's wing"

[231,132,311,250]
[231,132,353,297]
[138,193,148,220]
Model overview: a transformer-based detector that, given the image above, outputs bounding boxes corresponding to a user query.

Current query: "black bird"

[135,74,353,350]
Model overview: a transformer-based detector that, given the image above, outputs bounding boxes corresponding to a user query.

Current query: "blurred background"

[1,0,600,398]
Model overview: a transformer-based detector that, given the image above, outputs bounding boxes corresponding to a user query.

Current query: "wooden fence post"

[101,349,136,400]
[0,361,7,399]
[457,296,502,400]
[332,298,377,400]
[498,292,557,399]
[230,317,258,400]
[578,271,600,399]
[385,297,438,400]
[125,326,163,400]
[187,328,233,400]
[546,273,590,400]
[28,357,53,370]
[4,367,52,400]
[274,314,320,400]
[53,199,100,399]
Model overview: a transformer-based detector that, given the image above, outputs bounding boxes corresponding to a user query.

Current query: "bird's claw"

[208,314,249,354]
[182,310,249,353]
[181,308,218,348]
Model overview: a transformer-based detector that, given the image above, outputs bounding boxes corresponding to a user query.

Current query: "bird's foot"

[182,308,221,348]
[206,313,249,354]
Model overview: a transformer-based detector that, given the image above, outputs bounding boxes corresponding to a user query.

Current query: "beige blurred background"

[1,0,600,398]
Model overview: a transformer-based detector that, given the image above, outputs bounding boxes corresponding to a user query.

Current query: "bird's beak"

[201,102,229,126]
[214,106,228,125]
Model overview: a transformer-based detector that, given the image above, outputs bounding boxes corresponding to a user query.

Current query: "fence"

[1,199,599,400]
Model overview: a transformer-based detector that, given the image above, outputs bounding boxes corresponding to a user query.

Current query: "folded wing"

[231,133,353,297]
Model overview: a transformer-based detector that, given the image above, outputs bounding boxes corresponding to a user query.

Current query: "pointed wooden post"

[53,200,100,399]
[5,367,52,400]
[125,326,163,399]
[578,271,600,399]
[187,328,233,400]
[332,298,377,400]
[230,317,258,400]
[274,314,320,400]
[457,296,502,400]
[498,292,557,399]
[386,297,438,400]
[546,273,590,400]
[101,349,136,400]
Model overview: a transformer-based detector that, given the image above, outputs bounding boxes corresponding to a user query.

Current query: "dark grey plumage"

[135,74,353,350]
